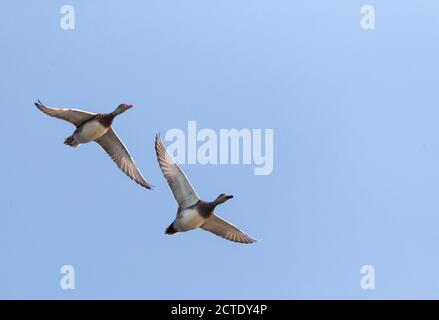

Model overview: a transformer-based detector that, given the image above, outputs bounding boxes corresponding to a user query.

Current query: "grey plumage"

[155,134,256,244]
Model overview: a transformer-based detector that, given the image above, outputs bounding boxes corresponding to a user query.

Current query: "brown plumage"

[35,100,152,189]
[96,114,115,128]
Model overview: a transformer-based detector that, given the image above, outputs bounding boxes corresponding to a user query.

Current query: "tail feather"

[165,223,178,235]
[64,135,79,148]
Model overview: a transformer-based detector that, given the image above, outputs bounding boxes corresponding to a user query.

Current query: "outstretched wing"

[155,134,199,208]
[96,128,152,189]
[201,214,257,244]
[35,100,96,127]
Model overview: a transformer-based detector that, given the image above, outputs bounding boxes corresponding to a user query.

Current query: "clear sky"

[1,0,439,299]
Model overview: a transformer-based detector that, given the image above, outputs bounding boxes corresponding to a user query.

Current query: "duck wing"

[155,134,199,208]
[96,128,152,189]
[201,214,257,244]
[35,100,96,127]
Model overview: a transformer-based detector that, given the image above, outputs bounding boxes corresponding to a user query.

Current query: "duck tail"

[165,223,178,235]
[64,135,79,148]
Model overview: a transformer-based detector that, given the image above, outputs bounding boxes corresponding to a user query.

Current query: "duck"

[155,134,257,244]
[35,100,152,189]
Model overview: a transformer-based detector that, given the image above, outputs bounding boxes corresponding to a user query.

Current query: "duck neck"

[98,113,115,127]
[211,200,220,209]
[212,198,229,210]
[110,110,122,117]
[197,201,218,218]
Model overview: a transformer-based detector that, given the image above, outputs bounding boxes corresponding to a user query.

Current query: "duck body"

[66,115,113,147]
[168,200,216,233]
[172,208,205,233]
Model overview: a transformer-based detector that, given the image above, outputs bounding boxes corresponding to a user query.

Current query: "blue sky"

[1,0,439,299]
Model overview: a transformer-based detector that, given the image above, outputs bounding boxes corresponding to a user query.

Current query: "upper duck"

[155,134,256,244]
[35,100,151,189]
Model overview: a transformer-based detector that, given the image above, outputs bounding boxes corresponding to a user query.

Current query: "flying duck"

[155,134,257,244]
[35,100,151,189]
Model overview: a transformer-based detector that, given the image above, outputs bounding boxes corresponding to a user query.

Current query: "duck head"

[111,103,133,116]
[214,193,234,205]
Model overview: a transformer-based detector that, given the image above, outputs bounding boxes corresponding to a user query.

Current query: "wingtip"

[145,184,154,190]
[34,100,45,111]
[245,236,260,244]
[138,178,154,190]
[155,133,164,151]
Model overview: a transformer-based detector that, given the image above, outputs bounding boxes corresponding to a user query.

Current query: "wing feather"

[35,100,96,127]
[155,134,199,208]
[96,128,151,189]
[201,214,257,244]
